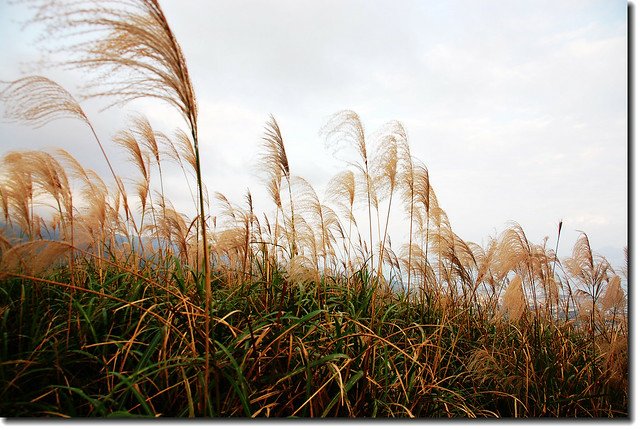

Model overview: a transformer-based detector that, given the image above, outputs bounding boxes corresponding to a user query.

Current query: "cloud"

[0,0,627,265]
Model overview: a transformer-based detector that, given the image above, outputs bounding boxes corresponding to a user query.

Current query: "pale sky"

[0,0,628,268]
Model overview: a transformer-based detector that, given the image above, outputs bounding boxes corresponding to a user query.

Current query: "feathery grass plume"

[258,212,274,262]
[134,177,151,224]
[290,212,317,263]
[23,0,198,125]
[502,274,526,322]
[1,152,35,239]
[213,227,246,273]
[494,224,530,275]
[308,178,344,276]
[380,236,402,290]
[427,224,457,295]
[598,331,628,393]
[0,240,73,279]
[132,115,170,258]
[266,176,283,212]
[320,205,342,270]
[31,0,197,130]
[115,129,150,183]
[0,183,9,226]
[166,128,202,265]
[425,204,452,298]
[564,232,613,335]
[23,1,211,410]
[160,130,197,207]
[54,148,118,278]
[114,129,151,221]
[260,114,296,257]
[173,128,199,174]
[287,254,317,286]
[600,275,626,317]
[529,245,552,308]
[261,115,291,179]
[466,347,503,387]
[113,128,156,240]
[440,230,476,301]
[54,149,102,197]
[132,115,161,174]
[469,240,499,304]
[212,191,253,280]
[23,152,72,225]
[113,175,132,230]
[18,151,77,286]
[397,130,417,292]
[292,176,336,276]
[0,231,10,256]
[493,224,536,297]
[495,223,561,317]
[412,162,439,268]
[564,232,612,298]
[530,241,560,316]
[399,242,437,298]
[214,192,241,224]
[0,76,130,211]
[325,170,357,276]
[321,110,376,274]
[372,122,403,277]
[243,189,258,282]
[76,181,109,244]
[0,76,87,127]
[52,149,129,248]
[148,199,188,260]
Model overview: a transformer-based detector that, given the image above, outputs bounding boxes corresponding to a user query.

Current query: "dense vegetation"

[0,0,628,418]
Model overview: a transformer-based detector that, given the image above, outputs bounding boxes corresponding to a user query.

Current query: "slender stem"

[286,177,296,257]
[378,187,395,279]
[191,126,211,416]
[407,187,414,300]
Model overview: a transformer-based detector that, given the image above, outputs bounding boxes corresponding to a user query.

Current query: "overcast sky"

[0,0,628,268]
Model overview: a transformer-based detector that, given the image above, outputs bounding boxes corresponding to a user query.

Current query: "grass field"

[0,0,628,418]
